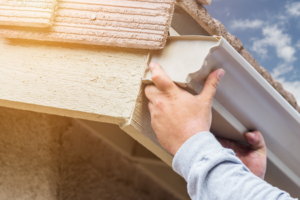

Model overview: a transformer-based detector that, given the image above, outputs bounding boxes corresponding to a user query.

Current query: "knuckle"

[153,98,167,111]
[151,119,157,130]
[206,76,219,89]
[202,100,213,109]
[206,98,214,105]
[145,85,156,96]
[154,98,164,108]
[211,80,219,89]
[151,112,157,120]
[164,81,174,90]
[145,85,152,94]
[166,90,179,100]
[151,73,160,82]
[199,95,213,105]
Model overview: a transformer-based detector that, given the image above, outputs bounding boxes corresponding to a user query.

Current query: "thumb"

[245,131,266,150]
[197,69,225,102]
[149,62,176,92]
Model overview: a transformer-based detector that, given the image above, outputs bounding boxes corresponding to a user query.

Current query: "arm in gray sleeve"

[172,131,297,200]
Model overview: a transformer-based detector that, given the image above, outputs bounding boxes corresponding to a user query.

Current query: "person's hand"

[145,62,225,155]
[217,131,267,179]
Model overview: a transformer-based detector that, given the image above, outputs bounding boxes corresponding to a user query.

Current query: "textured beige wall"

[0,106,70,199]
[59,121,179,200]
[0,106,179,200]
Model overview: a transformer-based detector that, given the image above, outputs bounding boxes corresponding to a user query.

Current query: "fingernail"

[247,132,255,138]
[217,69,225,80]
[149,62,155,70]
[246,132,257,145]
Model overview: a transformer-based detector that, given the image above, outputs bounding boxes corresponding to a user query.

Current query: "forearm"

[173,132,296,200]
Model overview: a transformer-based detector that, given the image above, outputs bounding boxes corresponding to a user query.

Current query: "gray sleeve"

[172,131,297,200]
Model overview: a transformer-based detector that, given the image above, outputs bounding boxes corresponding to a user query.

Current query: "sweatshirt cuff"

[172,131,225,179]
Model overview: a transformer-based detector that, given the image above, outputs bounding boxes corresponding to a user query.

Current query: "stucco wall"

[0,106,179,200]
[0,106,69,199]
[59,120,179,200]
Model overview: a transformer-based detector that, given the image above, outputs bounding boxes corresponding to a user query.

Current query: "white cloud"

[230,19,264,30]
[229,3,300,105]
[251,26,296,63]
[276,14,290,24]
[276,78,300,105]
[296,40,300,49]
[271,64,294,78]
[286,2,300,17]
[221,7,231,17]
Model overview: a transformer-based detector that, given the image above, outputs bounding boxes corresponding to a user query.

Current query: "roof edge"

[176,0,299,112]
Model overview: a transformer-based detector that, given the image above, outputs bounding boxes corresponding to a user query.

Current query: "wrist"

[172,131,224,178]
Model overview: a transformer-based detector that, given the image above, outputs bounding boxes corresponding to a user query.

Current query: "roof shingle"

[0,0,58,27]
[0,0,175,49]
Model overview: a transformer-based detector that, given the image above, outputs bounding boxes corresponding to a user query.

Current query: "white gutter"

[142,35,300,188]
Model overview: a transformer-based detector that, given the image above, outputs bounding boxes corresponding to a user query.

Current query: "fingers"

[217,137,235,149]
[197,69,225,103]
[145,84,160,102]
[149,62,177,92]
[245,131,266,150]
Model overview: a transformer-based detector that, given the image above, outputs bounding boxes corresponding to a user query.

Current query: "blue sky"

[206,0,300,104]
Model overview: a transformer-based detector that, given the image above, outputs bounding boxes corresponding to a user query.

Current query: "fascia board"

[142,36,300,187]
